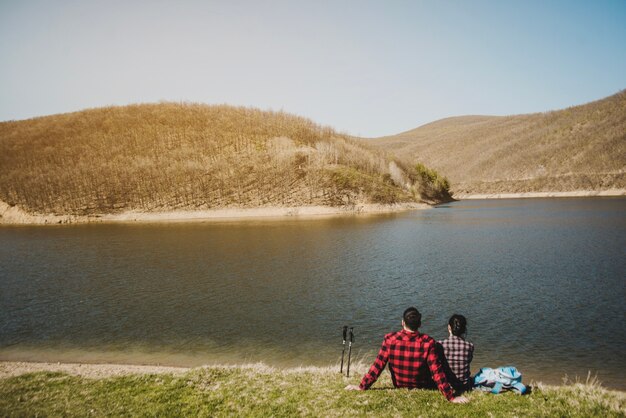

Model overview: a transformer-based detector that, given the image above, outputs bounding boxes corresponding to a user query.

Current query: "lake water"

[1,198,624,390]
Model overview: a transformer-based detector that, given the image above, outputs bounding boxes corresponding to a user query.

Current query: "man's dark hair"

[403,307,422,331]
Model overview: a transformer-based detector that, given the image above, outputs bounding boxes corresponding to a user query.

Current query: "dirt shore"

[0,202,428,225]
[454,189,626,200]
[0,361,190,379]
[0,361,338,379]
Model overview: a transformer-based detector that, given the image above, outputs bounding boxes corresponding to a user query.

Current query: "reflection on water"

[1,197,625,389]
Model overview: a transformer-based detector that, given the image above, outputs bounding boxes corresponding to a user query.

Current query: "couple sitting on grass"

[345,307,472,404]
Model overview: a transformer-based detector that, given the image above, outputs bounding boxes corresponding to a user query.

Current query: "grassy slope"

[0,104,450,217]
[1,366,624,417]
[370,90,626,195]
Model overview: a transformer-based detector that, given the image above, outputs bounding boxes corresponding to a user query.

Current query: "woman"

[438,314,474,392]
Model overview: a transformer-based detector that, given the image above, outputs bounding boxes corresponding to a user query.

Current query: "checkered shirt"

[438,335,474,388]
[359,329,455,401]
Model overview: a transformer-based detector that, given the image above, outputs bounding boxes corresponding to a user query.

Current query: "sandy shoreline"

[0,361,191,379]
[4,360,309,381]
[0,202,428,225]
[0,361,346,380]
[3,191,625,224]
[454,189,626,200]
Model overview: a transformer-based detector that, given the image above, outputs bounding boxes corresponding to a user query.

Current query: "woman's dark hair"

[403,307,422,331]
[448,314,467,337]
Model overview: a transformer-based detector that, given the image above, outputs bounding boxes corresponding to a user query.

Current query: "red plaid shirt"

[359,329,455,401]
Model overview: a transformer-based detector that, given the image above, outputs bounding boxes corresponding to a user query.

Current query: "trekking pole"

[346,327,354,377]
[340,325,348,373]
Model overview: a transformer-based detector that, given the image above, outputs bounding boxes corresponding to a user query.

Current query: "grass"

[371,90,626,195]
[1,365,624,417]
[0,104,451,218]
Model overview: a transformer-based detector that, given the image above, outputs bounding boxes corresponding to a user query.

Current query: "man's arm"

[358,338,390,390]
[426,342,456,401]
[435,342,462,391]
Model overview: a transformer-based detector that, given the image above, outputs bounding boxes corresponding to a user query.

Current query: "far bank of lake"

[0,201,427,225]
[455,189,626,199]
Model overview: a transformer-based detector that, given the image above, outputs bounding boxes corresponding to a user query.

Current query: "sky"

[1,0,625,137]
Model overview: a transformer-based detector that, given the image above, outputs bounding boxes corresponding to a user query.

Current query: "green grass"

[1,366,624,417]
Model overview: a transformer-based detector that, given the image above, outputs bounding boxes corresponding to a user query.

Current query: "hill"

[370,90,626,196]
[0,104,451,223]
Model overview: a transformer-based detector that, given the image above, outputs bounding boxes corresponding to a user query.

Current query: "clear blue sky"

[1,0,625,137]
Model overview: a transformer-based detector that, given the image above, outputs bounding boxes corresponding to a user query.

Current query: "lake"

[1,197,624,390]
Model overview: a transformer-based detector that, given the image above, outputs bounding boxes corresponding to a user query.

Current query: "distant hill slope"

[370,90,626,196]
[0,104,450,218]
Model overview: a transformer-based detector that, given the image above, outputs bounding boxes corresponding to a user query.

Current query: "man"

[345,307,470,404]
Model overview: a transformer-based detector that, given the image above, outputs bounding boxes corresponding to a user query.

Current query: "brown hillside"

[0,103,450,217]
[370,90,626,195]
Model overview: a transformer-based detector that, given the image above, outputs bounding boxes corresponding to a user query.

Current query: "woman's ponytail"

[448,314,467,337]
